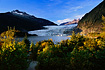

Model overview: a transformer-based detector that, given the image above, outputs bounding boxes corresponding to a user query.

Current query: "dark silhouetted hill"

[0,10,57,33]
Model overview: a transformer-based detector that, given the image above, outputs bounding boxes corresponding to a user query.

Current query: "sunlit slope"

[77,0,105,34]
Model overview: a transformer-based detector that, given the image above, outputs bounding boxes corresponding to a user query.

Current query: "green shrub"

[30,32,105,70]
[0,28,29,70]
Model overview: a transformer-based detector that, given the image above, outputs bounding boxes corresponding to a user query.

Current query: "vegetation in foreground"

[30,32,105,70]
[0,28,30,70]
[0,30,105,70]
[1,16,105,70]
[0,29,105,70]
[29,16,105,70]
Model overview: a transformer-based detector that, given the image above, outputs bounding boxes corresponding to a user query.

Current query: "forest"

[0,16,105,70]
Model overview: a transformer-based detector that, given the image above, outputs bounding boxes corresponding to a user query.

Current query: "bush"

[30,32,105,70]
[0,28,29,70]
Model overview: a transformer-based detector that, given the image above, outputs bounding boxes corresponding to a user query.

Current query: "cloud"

[62,6,83,14]
[63,0,100,14]
[71,6,83,11]
[56,18,72,24]
[75,14,85,19]
[56,14,85,25]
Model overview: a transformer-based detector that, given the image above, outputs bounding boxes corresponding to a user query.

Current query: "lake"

[17,36,70,44]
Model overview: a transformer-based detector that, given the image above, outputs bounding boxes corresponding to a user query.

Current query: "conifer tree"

[102,15,105,31]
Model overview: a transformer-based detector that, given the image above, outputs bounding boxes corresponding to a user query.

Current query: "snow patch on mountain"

[60,18,80,25]
[11,10,33,17]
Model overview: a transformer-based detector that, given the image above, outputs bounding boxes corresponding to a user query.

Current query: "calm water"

[17,36,70,44]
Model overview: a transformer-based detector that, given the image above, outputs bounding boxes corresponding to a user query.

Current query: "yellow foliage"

[78,46,84,51]
[41,42,48,47]
[37,50,40,54]
[0,27,26,52]
[97,40,101,45]
[43,46,49,52]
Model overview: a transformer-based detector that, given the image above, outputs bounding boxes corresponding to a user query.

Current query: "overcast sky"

[0,0,103,24]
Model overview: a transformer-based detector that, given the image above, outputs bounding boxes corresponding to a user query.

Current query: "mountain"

[60,19,80,25]
[0,10,57,34]
[77,0,105,34]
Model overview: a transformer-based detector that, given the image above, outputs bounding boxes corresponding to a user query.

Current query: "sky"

[0,0,103,25]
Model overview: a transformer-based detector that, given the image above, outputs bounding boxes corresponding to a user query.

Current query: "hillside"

[0,10,57,33]
[77,0,105,34]
[60,19,80,25]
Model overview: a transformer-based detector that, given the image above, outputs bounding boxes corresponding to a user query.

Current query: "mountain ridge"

[0,10,57,34]
[77,0,105,34]
[60,19,80,25]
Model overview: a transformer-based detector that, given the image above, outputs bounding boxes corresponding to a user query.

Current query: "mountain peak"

[12,10,22,13]
[0,10,57,33]
[11,10,30,16]
[60,18,80,25]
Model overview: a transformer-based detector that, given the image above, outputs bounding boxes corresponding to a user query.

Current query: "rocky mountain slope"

[77,0,105,34]
[0,10,57,33]
[60,19,80,25]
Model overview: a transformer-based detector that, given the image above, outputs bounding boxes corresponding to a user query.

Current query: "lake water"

[17,36,70,44]
[18,24,77,44]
